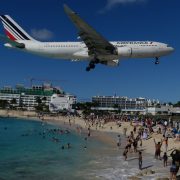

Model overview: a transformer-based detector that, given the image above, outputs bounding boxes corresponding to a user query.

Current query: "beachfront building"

[146,106,180,115]
[0,84,62,110]
[91,96,180,115]
[91,96,161,115]
[49,94,76,113]
[92,96,159,110]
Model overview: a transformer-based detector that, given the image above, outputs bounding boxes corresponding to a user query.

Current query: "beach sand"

[0,109,180,179]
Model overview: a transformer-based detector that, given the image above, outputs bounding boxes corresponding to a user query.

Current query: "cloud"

[31,28,54,40]
[99,0,147,13]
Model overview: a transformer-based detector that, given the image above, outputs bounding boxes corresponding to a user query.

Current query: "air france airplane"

[0,5,174,71]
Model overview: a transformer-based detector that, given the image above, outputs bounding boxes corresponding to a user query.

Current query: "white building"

[0,84,61,110]
[92,96,159,109]
[49,94,76,112]
[147,106,180,115]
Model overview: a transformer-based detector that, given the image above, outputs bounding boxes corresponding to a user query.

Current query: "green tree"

[9,98,17,110]
[10,98,17,105]
[19,96,24,109]
[113,104,119,108]
[35,96,42,105]
[155,103,161,108]
[35,96,43,112]
[0,100,9,109]
[173,101,180,107]
[42,96,47,102]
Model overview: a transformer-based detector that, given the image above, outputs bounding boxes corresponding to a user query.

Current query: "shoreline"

[0,110,180,179]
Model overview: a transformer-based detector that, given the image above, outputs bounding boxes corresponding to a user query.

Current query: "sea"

[0,117,168,180]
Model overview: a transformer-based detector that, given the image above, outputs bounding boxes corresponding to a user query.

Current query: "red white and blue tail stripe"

[0,15,34,41]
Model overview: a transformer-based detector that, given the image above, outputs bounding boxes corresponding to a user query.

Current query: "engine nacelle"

[116,47,132,57]
[101,59,119,67]
[73,50,89,59]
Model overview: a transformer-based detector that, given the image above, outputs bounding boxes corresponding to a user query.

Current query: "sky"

[0,0,180,102]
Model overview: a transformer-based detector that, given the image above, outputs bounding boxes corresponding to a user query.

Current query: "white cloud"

[99,0,147,13]
[31,28,54,40]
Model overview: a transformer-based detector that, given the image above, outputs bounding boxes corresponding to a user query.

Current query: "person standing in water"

[88,127,91,137]
[123,147,128,161]
[138,151,143,170]
[117,135,121,149]
[163,152,168,167]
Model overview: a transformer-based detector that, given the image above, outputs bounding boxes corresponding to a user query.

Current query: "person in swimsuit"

[154,138,163,159]
[139,151,143,170]
[163,152,168,167]
[116,135,121,149]
[123,147,128,161]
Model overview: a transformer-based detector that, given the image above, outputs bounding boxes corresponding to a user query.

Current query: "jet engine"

[101,59,119,67]
[116,47,132,57]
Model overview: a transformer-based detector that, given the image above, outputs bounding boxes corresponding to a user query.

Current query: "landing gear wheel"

[86,67,91,71]
[90,63,95,69]
[155,57,160,65]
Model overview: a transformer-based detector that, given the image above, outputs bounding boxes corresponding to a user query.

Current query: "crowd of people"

[39,112,180,179]
[81,114,180,179]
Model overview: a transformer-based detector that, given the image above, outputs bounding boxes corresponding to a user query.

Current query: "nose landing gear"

[155,57,160,65]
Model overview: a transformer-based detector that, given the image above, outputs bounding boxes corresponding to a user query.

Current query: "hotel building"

[92,96,159,110]
[0,84,74,111]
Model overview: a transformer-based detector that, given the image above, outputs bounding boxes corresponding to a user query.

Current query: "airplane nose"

[168,47,174,53]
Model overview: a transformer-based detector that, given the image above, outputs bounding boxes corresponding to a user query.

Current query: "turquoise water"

[0,118,166,180]
[0,117,112,180]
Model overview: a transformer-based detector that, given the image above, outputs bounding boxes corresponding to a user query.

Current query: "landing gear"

[86,63,95,71]
[86,60,98,71]
[155,57,160,65]
[89,63,95,69]
[86,67,91,71]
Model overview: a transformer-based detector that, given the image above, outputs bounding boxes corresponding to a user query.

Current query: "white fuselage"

[6,40,174,62]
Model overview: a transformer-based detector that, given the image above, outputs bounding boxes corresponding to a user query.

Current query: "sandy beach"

[0,109,180,179]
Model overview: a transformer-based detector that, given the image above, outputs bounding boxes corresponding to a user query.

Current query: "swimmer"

[67,143,71,149]
[117,135,121,149]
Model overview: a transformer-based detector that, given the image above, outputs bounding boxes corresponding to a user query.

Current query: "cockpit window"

[167,44,170,47]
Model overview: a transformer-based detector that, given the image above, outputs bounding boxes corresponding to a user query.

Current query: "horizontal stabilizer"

[0,34,25,48]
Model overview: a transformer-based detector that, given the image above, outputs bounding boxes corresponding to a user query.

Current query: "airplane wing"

[0,34,25,48]
[64,5,116,60]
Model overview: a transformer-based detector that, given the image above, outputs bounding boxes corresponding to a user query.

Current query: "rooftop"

[0,84,63,96]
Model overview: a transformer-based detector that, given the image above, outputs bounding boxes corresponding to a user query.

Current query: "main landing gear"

[86,60,98,71]
[155,57,160,65]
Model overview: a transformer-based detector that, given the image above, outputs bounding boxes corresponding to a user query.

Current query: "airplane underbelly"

[131,47,158,58]
[27,47,79,59]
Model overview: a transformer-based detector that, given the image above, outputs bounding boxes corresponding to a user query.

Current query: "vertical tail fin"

[0,15,35,41]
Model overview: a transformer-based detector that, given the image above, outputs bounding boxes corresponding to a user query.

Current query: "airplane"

[0,4,174,71]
